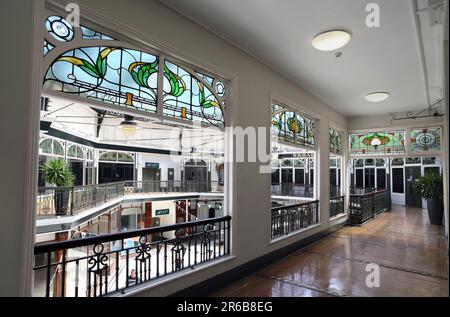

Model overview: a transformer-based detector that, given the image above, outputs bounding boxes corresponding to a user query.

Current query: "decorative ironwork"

[271,200,319,239]
[348,189,390,225]
[33,216,231,297]
[87,243,109,297]
[330,196,345,218]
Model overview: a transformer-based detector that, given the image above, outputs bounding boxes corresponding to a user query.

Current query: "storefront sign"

[145,162,160,169]
[155,209,170,216]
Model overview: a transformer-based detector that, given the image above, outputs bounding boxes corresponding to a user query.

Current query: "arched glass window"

[271,103,317,150]
[67,144,85,159]
[99,151,134,163]
[39,138,65,157]
[42,15,227,128]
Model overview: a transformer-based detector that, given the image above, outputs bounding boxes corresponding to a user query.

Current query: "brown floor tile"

[212,205,449,297]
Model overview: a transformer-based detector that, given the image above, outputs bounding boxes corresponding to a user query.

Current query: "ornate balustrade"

[33,216,231,297]
[348,189,390,225]
[271,200,319,239]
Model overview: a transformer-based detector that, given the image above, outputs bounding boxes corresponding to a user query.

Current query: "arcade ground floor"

[212,204,449,297]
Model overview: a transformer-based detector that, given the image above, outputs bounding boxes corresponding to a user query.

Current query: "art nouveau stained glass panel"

[271,104,317,149]
[45,16,74,42]
[350,130,405,155]
[163,60,224,127]
[80,25,114,40]
[329,128,343,154]
[410,127,441,153]
[44,47,159,113]
[42,15,228,128]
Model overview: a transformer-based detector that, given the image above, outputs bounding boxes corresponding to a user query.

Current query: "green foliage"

[413,172,443,200]
[40,159,75,187]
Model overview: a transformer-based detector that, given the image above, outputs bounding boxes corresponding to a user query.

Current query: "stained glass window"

[45,16,74,42]
[42,15,227,128]
[43,40,55,56]
[271,104,317,149]
[329,128,343,154]
[44,47,159,113]
[80,26,114,40]
[163,60,224,127]
[410,127,441,153]
[349,130,405,155]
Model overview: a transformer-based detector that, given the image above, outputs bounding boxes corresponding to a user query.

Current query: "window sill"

[329,213,347,222]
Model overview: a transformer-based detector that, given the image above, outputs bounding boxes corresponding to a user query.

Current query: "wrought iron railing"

[330,196,345,218]
[33,216,231,297]
[271,200,319,239]
[37,181,223,217]
[348,189,390,225]
[271,183,314,198]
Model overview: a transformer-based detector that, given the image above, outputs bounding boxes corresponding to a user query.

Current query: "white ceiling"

[160,0,444,117]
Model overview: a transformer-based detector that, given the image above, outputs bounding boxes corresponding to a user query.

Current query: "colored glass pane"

[44,47,159,113]
[350,130,405,155]
[163,60,224,127]
[410,127,441,153]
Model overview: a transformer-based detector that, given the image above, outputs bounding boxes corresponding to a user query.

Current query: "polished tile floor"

[212,205,449,297]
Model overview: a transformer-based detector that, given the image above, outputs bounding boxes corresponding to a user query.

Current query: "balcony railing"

[330,196,345,218]
[271,200,319,239]
[348,189,391,225]
[33,216,231,297]
[271,183,314,198]
[37,181,223,217]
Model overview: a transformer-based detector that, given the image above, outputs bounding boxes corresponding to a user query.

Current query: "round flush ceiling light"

[365,92,390,102]
[312,30,351,51]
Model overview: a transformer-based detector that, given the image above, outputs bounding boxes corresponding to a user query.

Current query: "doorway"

[364,168,375,188]
[405,166,422,207]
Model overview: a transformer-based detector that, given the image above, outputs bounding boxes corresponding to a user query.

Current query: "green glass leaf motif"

[164,66,186,97]
[197,81,220,109]
[57,47,116,79]
[129,60,158,88]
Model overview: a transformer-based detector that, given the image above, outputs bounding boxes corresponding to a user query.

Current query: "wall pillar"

[0,0,43,296]
[318,119,330,225]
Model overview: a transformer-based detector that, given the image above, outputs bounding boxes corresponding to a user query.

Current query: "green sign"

[145,162,160,169]
[155,209,170,216]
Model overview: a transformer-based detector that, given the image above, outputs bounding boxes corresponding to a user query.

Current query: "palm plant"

[414,172,443,200]
[41,159,75,187]
[414,172,443,225]
[40,159,75,215]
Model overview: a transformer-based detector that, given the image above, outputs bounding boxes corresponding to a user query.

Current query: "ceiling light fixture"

[365,92,390,102]
[117,115,141,137]
[312,30,351,51]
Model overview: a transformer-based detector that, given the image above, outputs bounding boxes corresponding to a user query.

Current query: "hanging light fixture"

[117,115,141,137]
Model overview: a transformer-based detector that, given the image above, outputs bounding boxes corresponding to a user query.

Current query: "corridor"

[213,205,449,297]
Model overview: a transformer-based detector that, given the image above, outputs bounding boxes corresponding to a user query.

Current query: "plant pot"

[54,189,70,215]
[427,198,443,225]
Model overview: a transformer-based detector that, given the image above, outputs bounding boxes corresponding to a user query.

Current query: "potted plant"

[414,172,444,225]
[41,159,75,215]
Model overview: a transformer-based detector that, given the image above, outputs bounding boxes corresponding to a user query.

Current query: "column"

[0,0,44,296]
